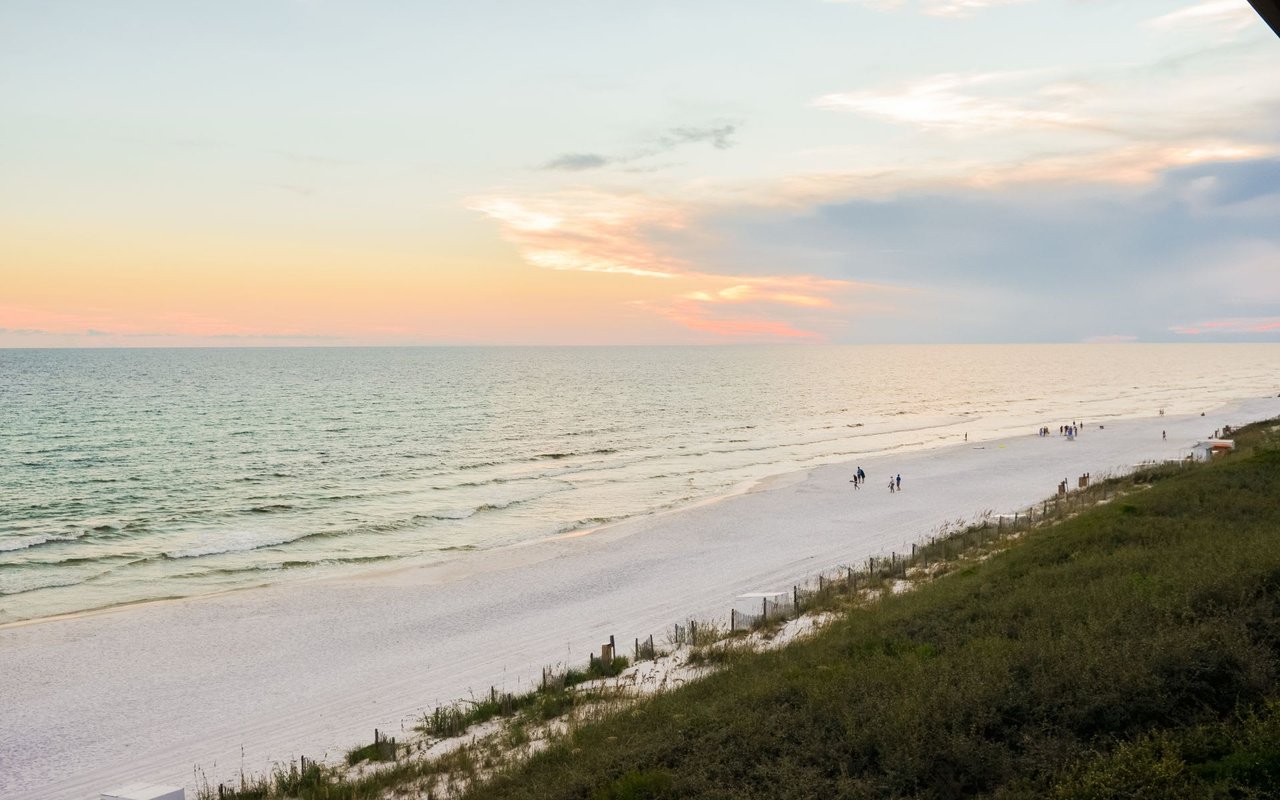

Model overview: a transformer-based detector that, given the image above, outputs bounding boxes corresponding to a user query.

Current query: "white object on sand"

[100,784,184,800]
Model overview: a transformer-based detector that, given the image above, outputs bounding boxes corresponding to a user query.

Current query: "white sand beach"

[3,395,1278,799]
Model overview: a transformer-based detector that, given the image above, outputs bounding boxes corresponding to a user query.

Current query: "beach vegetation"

[466,418,1280,798]
[196,418,1280,799]
[345,730,397,766]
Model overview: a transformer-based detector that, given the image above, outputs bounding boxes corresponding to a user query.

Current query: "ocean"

[3,344,1277,624]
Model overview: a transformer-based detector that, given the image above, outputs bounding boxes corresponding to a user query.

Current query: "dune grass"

[469,421,1280,799]
[200,419,1280,799]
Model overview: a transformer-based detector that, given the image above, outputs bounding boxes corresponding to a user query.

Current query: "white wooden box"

[100,783,185,800]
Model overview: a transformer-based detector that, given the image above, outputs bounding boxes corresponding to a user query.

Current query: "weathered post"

[731,608,736,631]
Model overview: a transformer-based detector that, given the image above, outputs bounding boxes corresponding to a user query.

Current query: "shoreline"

[1,395,1248,632]
[3,393,1278,799]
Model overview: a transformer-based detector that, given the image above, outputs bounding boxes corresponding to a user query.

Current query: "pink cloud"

[1171,317,1280,335]
[467,192,683,279]
[655,299,822,340]
[0,305,338,343]
[468,190,900,341]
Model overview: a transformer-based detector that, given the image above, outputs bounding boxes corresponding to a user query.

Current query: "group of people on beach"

[1038,423,1082,438]
[850,467,901,493]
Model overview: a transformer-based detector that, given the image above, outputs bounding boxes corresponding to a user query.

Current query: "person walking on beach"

[857,466,865,483]
[888,478,895,493]
[895,474,902,491]
[1163,430,1166,440]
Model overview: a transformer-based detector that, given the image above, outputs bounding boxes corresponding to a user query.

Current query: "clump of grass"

[590,768,674,799]
[685,641,751,668]
[345,729,397,766]
[563,655,630,687]
[1054,699,1280,799]
[419,688,543,739]
[196,758,326,800]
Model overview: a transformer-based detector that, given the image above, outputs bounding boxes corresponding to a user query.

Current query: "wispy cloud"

[813,71,1096,133]
[0,305,342,343]
[826,0,1030,19]
[660,125,737,150]
[466,192,685,278]
[1171,317,1280,335]
[542,153,611,172]
[467,190,898,340]
[540,123,739,172]
[962,141,1274,187]
[642,300,824,340]
[1146,0,1261,35]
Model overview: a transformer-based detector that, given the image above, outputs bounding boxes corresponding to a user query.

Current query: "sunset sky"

[3,0,1278,346]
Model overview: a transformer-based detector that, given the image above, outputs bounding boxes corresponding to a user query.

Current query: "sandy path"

[3,396,1275,799]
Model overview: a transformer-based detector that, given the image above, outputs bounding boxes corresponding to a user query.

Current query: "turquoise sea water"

[2,344,1277,623]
